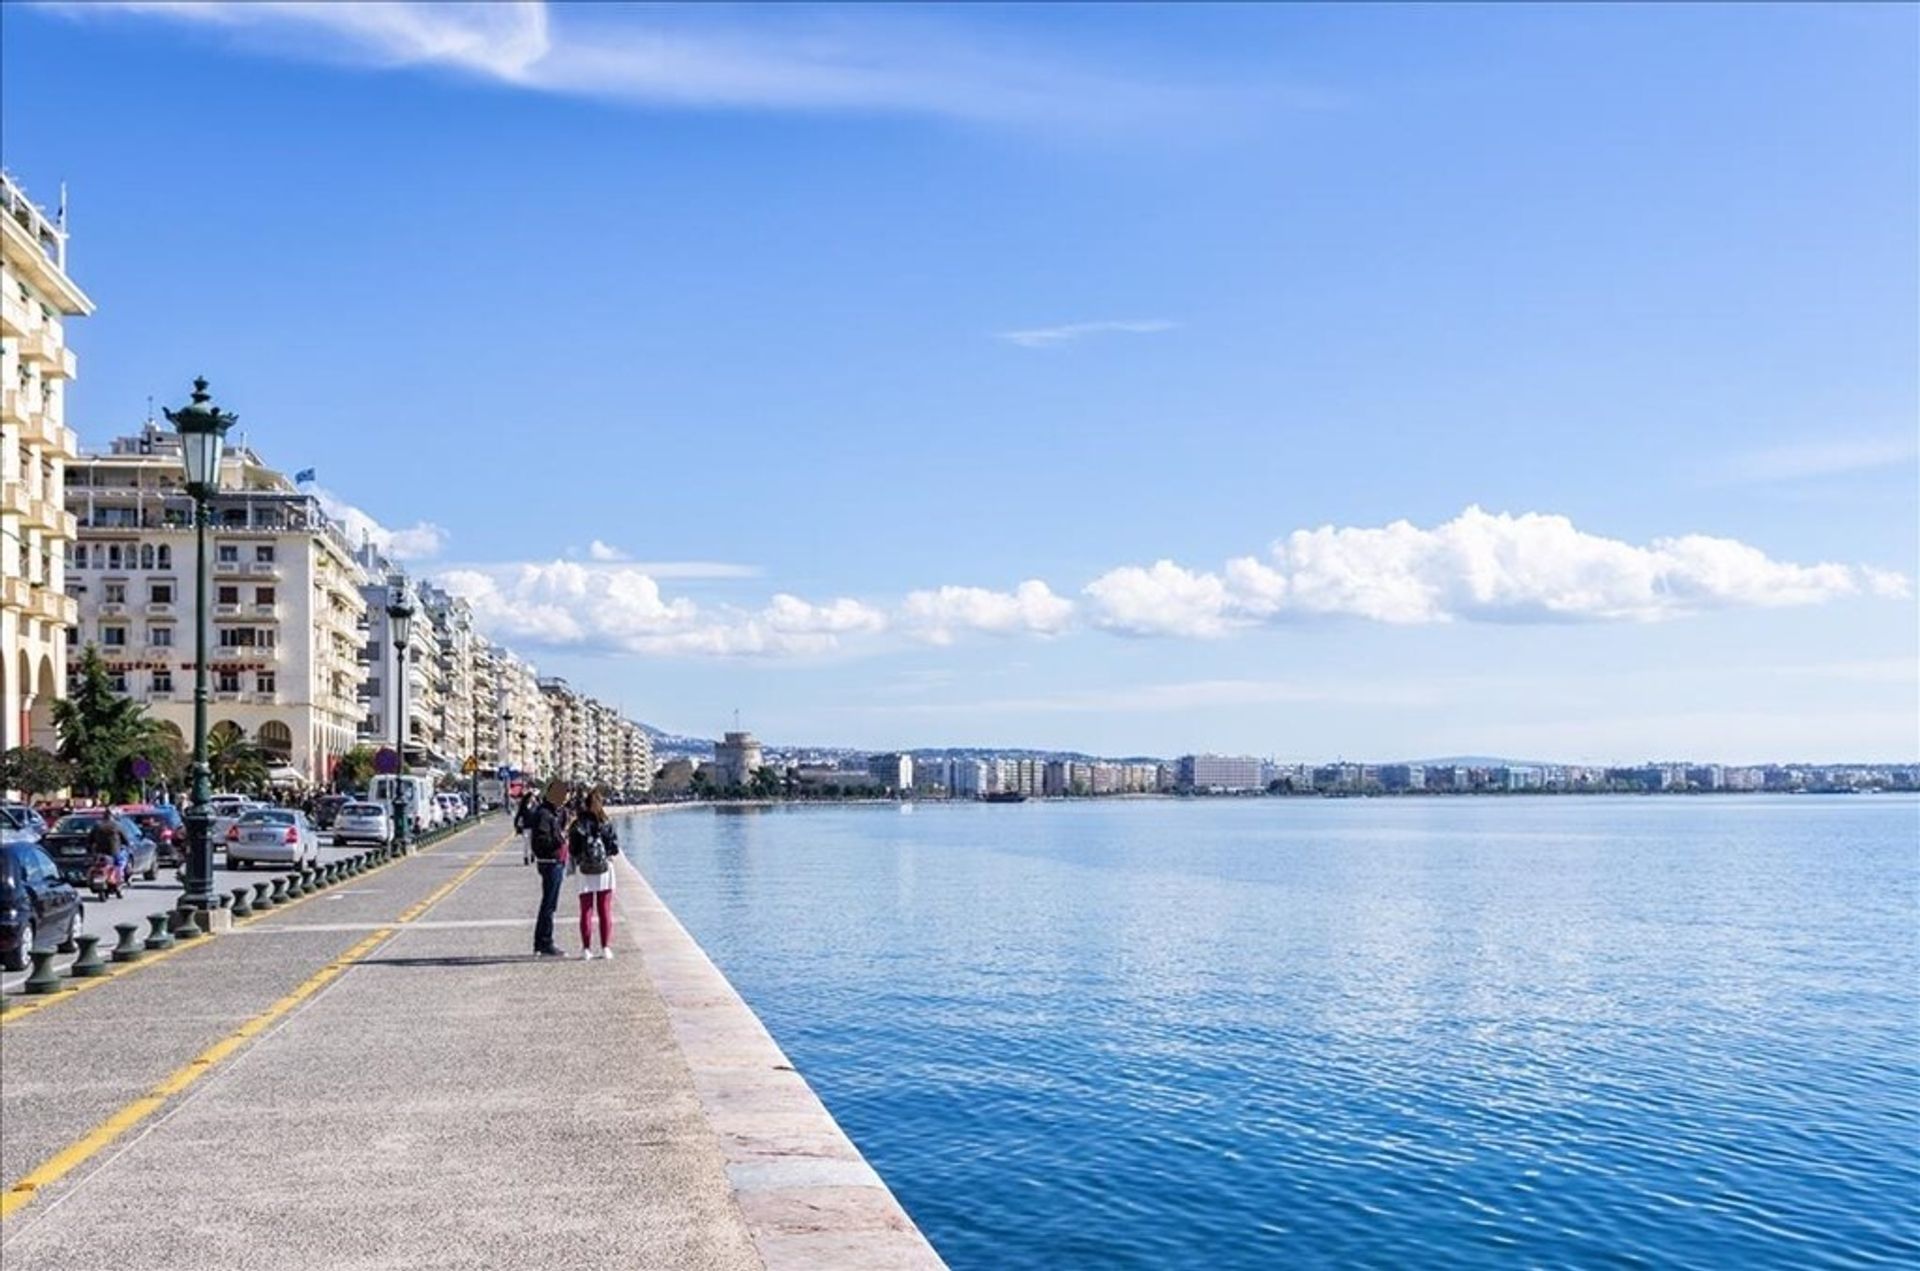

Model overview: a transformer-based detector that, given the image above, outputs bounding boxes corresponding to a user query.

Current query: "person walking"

[514,790,537,865]
[527,779,570,957]
[569,789,619,960]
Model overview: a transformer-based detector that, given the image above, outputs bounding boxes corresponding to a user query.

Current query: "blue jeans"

[533,860,566,952]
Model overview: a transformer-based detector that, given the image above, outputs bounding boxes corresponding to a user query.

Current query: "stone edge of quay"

[614,811,948,1271]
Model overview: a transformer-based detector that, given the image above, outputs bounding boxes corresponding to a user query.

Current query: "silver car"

[225,808,319,870]
[331,802,393,846]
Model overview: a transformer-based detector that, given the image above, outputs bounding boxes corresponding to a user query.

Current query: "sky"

[3,1,1916,762]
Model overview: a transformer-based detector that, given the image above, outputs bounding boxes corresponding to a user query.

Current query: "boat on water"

[982,792,1029,804]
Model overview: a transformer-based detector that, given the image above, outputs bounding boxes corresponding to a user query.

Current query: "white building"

[66,424,368,785]
[867,752,913,792]
[2,171,91,761]
[712,730,763,788]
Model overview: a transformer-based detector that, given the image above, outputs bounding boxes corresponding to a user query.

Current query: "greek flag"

[294,468,316,484]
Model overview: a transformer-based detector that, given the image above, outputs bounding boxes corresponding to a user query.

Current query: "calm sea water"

[620,796,1920,1269]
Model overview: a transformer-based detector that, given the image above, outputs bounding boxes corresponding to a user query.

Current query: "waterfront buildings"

[66,423,369,784]
[867,752,913,793]
[1,171,91,756]
[1177,754,1265,793]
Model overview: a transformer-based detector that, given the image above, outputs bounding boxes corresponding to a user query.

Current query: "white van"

[366,775,436,836]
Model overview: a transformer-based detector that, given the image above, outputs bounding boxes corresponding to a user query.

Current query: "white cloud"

[995,319,1178,349]
[1084,506,1904,635]
[435,561,882,659]
[586,539,628,562]
[67,2,1260,129]
[900,580,1075,644]
[312,487,447,562]
[1721,435,1920,484]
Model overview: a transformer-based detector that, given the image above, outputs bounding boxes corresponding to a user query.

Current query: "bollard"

[253,881,273,910]
[69,934,107,977]
[23,950,63,994]
[231,886,253,917]
[322,863,337,886]
[112,922,144,962]
[170,907,202,941]
[144,913,175,950]
[281,872,300,899]
[270,877,288,904]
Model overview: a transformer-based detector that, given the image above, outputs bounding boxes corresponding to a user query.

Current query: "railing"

[248,561,279,576]
[212,602,242,616]
[146,602,175,617]
[1,169,68,270]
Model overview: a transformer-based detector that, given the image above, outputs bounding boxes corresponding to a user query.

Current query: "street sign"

[497,766,512,781]
[462,756,478,775]
[374,747,400,775]
[130,757,152,779]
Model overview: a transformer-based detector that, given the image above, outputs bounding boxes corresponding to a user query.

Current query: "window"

[217,671,241,693]
[156,545,171,570]
[65,626,78,645]
[104,582,126,603]
[217,586,240,605]
[149,583,173,604]
[101,626,128,647]
[259,628,277,648]
[105,544,124,570]
[255,545,275,563]
[255,586,276,605]
[152,671,173,694]
[148,626,173,647]
[218,627,257,648]
[216,544,239,564]
[108,672,128,693]
[140,544,155,570]
[256,672,276,695]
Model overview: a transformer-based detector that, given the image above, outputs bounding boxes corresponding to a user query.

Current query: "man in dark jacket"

[527,780,570,957]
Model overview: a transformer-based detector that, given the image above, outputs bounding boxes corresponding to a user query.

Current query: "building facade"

[712,730,763,788]
[66,424,369,785]
[2,171,91,759]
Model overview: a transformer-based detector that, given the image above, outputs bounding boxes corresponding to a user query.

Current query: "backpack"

[571,819,611,875]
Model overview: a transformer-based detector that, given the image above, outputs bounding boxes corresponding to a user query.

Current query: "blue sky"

[5,2,1915,761]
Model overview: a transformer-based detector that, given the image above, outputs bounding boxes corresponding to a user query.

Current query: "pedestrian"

[514,790,536,865]
[569,789,619,960]
[527,779,570,957]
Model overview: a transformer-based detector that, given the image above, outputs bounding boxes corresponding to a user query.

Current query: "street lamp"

[163,377,236,918]
[386,583,415,848]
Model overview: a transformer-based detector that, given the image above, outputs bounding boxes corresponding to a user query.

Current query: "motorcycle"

[87,853,128,901]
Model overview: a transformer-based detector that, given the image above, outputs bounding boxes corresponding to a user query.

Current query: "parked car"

[40,812,151,885]
[225,808,319,870]
[0,803,48,840]
[434,793,469,824]
[330,802,393,846]
[0,837,83,972]
[115,803,185,870]
[207,796,261,851]
[312,794,351,831]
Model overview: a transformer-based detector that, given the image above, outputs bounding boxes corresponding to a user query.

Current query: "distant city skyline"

[4,2,1914,761]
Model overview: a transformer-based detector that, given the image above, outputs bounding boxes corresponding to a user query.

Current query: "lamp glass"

[181,427,225,491]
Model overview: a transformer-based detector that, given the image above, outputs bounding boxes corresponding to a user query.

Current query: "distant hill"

[1398,755,1559,769]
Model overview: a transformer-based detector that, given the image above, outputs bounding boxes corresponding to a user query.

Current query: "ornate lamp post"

[164,377,236,916]
[387,584,415,848]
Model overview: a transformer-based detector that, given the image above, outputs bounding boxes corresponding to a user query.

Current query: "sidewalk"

[0,816,943,1269]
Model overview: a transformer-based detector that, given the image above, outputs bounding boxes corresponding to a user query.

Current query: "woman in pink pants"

[569,789,619,960]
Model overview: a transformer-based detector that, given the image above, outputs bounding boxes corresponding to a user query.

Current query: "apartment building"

[1,171,91,756]
[65,424,368,784]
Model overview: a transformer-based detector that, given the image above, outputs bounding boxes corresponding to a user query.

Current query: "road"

[4,833,410,992]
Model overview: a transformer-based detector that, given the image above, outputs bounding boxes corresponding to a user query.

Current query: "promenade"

[0,817,942,1269]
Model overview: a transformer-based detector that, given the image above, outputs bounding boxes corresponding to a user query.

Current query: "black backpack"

[570,819,613,875]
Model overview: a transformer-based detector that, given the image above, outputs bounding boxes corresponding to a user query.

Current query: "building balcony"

[213,645,279,663]
[44,344,76,381]
[36,504,77,540]
[0,483,29,519]
[251,602,281,618]
[213,602,243,617]
[213,560,251,578]
[17,326,59,367]
[247,560,279,577]
[146,602,176,618]
[0,576,30,611]
[0,386,25,425]
[146,689,176,703]
[214,691,243,703]
[32,590,74,623]
[143,644,175,659]
[0,290,28,337]
[98,601,127,617]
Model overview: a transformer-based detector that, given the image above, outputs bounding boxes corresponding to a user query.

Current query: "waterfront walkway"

[0,818,942,1269]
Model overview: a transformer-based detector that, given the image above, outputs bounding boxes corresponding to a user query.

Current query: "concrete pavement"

[0,814,944,1269]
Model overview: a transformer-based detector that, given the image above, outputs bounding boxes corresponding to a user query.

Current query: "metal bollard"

[23,950,63,994]
[253,881,273,909]
[69,934,107,977]
[170,908,202,941]
[112,922,144,962]
[270,876,288,904]
[231,886,253,917]
[284,872,303,899]
[144,912,175,950]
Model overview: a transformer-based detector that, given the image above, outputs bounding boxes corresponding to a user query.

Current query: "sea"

[619,795,1920,1270]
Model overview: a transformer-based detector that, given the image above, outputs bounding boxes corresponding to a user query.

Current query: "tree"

[52,646,161,801]
[207,722,269,795]
[749,766,783,800]
[334,745,377,792]
[0,746,71,800]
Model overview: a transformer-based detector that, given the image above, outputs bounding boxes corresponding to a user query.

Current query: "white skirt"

[575,865,615,894]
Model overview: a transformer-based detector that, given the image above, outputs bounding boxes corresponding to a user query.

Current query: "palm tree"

[207,722,269,795]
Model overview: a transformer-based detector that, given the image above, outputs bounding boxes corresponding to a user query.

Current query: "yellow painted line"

[0,835,507,1221]
[0,825,507,1026]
